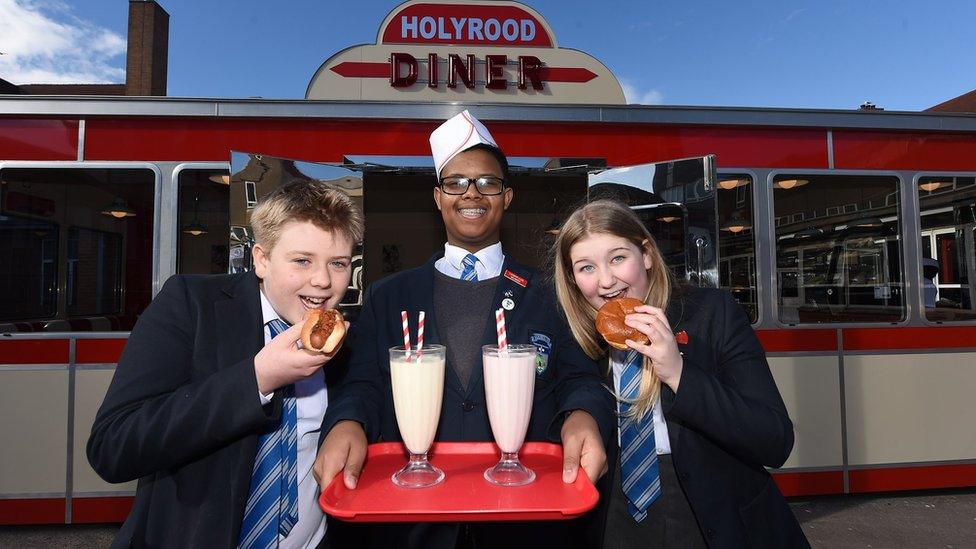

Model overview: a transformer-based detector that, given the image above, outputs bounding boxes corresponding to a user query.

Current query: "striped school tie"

[238,318,299,548]
[460,253,479,282]
[618,349,661,522]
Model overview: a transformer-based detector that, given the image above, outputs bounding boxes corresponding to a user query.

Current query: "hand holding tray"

[320,441,599,522]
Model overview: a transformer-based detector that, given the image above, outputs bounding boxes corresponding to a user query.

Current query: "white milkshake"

[482,344,537,486]
[391,353,445,454]
[389,344,446,488]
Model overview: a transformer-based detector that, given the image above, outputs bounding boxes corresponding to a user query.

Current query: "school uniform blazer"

[87,271,346,549]
[321,253,614,549]
[589,287,809,549]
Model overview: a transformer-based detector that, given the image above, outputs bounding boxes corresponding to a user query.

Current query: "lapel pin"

[504,289,514,297]
[675,330,689,345]
[502,298,515,311]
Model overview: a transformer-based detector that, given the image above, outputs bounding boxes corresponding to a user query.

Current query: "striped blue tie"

[460,253,479,282]
[238,318,299,549]
[618,349,661,522]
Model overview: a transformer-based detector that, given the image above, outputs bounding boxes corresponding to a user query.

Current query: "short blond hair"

[552,199,673,419]
[250,179,364,251]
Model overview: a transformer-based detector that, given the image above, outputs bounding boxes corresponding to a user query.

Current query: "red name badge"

[503,269,528,287]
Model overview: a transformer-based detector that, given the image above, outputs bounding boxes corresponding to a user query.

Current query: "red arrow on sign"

[329,62,597,83]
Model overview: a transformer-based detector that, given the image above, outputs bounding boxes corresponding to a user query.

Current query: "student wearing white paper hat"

[315,110,614,549]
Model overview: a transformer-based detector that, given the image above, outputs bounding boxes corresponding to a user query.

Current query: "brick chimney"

[125,0,169,96]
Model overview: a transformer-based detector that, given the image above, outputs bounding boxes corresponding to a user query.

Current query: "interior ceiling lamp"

[100,197,136,219]
[209,174,231,185]
[721,211,751,233]
[182,197,208,236]
[774,178,809,190]
[851,216,884,228]
[919,180,948,192]
[718,178,749,190]
[658,214,681,223]
[794,227,824,239]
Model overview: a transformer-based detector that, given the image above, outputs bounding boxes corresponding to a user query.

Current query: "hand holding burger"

[596,297,684,391]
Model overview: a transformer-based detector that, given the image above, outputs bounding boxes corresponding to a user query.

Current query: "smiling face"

[568,232,654,310]
[433,148,513,253]
[252,220,354,325]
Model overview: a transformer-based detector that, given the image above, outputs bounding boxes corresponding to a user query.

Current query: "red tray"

[319,441,599,522]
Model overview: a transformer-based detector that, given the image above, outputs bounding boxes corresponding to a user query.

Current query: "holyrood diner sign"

[306,0,626,104]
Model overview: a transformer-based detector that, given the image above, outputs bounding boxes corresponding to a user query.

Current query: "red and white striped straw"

[495,308,508,350]
[417,311,426,351]
[400,310,411,353]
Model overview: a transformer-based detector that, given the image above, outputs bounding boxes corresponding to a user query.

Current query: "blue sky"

[1,0,973,110]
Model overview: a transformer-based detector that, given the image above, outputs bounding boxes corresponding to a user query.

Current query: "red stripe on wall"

[772,470,845,497]
[83,119,830,169]
[0,498,65,525]
[76,339,127,364]
[833,130,976,171]
[71,496,134,524]
[848,463,976,493]
[0,119,79,160]
[755,329,837,352]
[842,326,976,351]
[0,339,69,364]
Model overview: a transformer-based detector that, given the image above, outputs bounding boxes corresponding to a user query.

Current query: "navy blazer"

[322,254,614,549]
[87,272,346,548]
[586,287,809,548]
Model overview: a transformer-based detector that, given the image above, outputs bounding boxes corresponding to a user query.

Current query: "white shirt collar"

[442,241,504,279]
[259,287,283,326]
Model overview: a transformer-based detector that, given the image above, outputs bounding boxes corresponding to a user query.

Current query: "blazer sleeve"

[86,276,278,484]
[664,291,794,468]
[546,311,616,446]
[319,282,385,441]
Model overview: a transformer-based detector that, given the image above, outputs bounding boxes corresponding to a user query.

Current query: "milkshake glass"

[390,344,446,488]
[482,344,537,486]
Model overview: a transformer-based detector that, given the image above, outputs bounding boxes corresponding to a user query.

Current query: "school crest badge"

[530,331,552,375]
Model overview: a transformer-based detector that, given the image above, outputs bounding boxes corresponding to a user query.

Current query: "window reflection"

[0,168,155,332]
[918,176,976,321]
[177,169,230,275]
[773,174,904,324]
[717,173,757,322]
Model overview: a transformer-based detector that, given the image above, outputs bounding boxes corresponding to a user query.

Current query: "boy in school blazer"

[87,182,364,548]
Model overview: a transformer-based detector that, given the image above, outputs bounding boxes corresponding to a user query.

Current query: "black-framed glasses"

[438,176,507,196]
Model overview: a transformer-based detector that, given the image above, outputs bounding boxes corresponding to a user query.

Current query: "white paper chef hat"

[429,110,499,177]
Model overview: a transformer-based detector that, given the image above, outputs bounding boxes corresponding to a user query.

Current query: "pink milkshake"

[482,344,537,486]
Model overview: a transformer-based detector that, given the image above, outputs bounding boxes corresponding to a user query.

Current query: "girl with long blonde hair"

[553,199,807,548]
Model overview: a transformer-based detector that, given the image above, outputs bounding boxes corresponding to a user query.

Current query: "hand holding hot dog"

[254,314,349,394]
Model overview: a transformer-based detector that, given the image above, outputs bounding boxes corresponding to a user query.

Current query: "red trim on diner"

[0,119,79,161]
[848,463,976,493]
[76,339,127,364]
[842,326,976,351]
[0,339,69,364]
[71,496,134,524]
[755,329,837,352]
[772,470,844,497]
[832,130,976,171]
[82,119,829,168]
[0,498,65,525]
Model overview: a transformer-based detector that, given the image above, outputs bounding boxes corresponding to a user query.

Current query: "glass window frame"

[716,168,761,326]
[0,161,161,334]
[766,169,909,328]
[912,171,976,326]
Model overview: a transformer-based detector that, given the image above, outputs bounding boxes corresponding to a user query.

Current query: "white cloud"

[0,0,125,85]
[620,79,665,105]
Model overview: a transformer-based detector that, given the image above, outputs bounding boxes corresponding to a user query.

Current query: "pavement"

[1,489,974,548]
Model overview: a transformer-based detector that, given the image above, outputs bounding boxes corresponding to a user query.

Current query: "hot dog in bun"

[596,297,650,350]
[301,309,346,353]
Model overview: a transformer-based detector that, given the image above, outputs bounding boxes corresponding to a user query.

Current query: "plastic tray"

[319,441,599,522]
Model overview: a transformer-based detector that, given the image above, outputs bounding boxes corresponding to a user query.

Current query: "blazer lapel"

[215,271,264,373]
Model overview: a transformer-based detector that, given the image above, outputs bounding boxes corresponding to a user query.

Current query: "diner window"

[177,169,230,275]
[918,176,976,321]
[0,167,155,332]
[772,174,904,324]
[717,173,758,322]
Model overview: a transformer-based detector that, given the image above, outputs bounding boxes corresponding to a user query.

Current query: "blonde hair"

[553,199,673,420]
[250,179,364,251]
